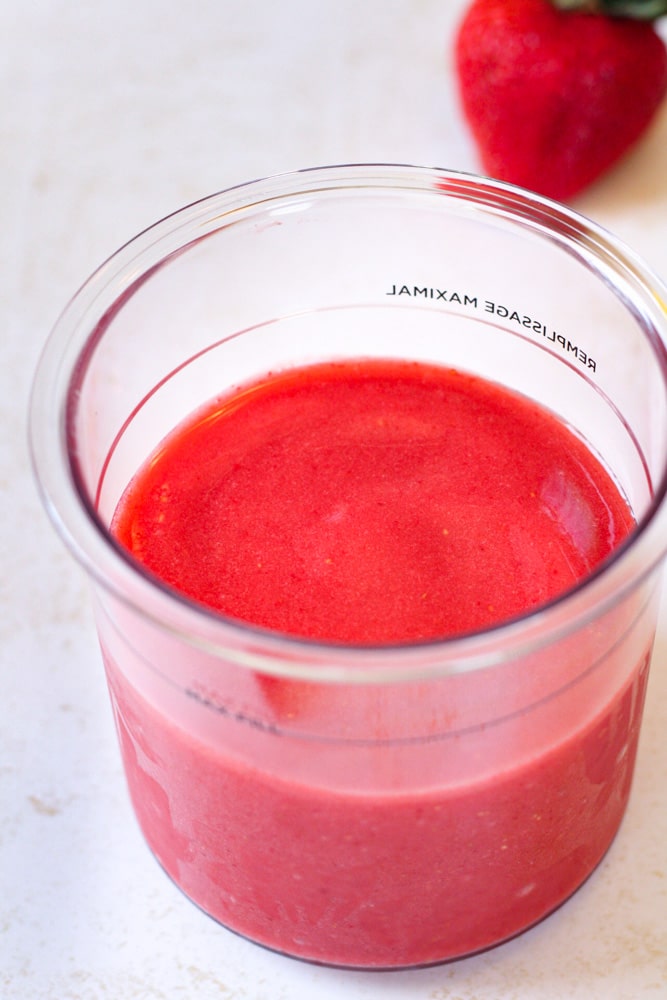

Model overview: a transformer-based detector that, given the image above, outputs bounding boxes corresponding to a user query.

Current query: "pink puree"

[108,359,644,966]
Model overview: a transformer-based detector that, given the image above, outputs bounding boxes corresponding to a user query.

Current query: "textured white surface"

[2,1,667,997]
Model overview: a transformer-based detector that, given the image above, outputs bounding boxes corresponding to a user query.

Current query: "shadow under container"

[30,165,667,968]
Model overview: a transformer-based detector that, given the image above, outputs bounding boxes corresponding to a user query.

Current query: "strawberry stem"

[552,0,667,17]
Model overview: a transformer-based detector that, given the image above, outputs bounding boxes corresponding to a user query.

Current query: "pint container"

[30,165,667,968]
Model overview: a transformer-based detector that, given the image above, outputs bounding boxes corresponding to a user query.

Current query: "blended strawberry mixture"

[113,359,633,643]
[106,358,645,967]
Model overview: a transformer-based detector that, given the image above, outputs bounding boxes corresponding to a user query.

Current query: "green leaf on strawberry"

[455,0,667,201]
[553,1,667,17]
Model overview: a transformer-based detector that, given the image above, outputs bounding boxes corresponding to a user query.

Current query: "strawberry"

[454,0,667,201]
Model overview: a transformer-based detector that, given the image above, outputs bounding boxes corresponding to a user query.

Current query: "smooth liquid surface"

[112,359,634,643]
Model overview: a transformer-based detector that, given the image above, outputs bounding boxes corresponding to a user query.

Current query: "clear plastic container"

[29,165,667,968]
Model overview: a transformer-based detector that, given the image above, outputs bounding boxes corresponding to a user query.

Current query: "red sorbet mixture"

[113,359,633,643]
[105,359,645,967]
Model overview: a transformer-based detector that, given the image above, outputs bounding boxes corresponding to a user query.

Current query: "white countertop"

[2,1,667,997]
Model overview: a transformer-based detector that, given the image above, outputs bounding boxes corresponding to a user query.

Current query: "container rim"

[27,163,667,683]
